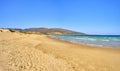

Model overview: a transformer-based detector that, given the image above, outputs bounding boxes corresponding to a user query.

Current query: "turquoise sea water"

[50,35,120,48]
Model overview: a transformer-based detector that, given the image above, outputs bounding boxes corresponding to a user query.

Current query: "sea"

[50,35,120,48]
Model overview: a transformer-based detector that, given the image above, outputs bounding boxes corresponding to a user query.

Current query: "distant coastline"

[5,27,86,35]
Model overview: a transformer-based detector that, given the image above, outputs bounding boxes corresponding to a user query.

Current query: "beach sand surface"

[0,31,120,71]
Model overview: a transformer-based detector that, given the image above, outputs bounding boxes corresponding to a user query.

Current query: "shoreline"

[1,32,120,71]
[48,35,120,49]
[47,35,120,51]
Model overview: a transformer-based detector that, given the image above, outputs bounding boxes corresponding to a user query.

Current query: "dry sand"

[0,31,120,71]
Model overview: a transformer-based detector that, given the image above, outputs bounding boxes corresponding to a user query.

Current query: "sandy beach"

[0,31,120,71]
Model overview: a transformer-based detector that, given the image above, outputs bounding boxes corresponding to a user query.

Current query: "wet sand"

[0,31,120,71]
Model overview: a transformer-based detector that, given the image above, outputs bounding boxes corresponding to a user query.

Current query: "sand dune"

[0,31,120,71]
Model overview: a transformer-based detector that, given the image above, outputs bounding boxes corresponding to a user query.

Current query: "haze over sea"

[50,35,120,48]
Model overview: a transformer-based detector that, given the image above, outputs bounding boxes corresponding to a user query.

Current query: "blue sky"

[0,0,120,35]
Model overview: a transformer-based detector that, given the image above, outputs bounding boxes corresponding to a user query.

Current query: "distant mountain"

[24,28,86,35]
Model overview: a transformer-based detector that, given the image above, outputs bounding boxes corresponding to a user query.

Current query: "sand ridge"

[0,31,120,71]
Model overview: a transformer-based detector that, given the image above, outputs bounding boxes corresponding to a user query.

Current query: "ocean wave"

[75,37,97,41]
[50,35,120,47]
[101,39,110,41]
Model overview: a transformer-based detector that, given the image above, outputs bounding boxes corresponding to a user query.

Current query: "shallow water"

[50,35,120,48]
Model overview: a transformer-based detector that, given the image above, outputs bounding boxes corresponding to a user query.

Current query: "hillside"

[24,28,86,35]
